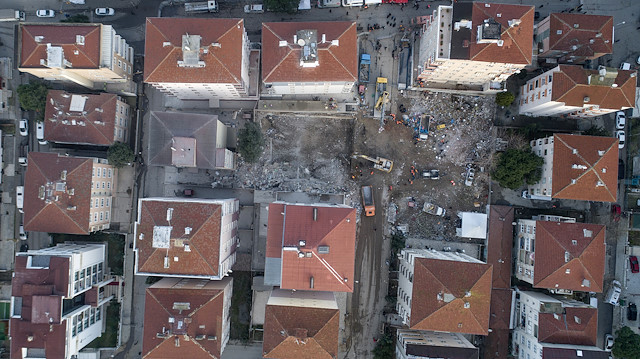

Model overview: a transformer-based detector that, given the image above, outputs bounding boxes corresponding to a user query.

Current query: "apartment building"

[519,65,636,118]
[396,330,479,359]
[527,134,618,202]
[262,290,339,359]
[535,13,613,65]
[511,291,606,359]
[10,243,114,359]
[44,90,130,145]
[262,22,357,95]
[263,203,357,292]
[397,249,492,335]
[142,277,233,359]
[19,23,133,89]
[416,2,534,92]
[144,18,252,100]
[134,198,239,280]
[515,218,605,293]
[147,111,235,170]
[23,153,116,234]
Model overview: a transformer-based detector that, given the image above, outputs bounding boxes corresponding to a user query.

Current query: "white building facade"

[396,330,477,359]
[527,136,554,199]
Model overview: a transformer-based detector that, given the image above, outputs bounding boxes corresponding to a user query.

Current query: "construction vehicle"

[418,115,430,140]
[352,153,393,173]
[359,54,371,84]
[361,186,375,216]
[423,202,446,217]
[373,77,389,121]
[184,1,218,13]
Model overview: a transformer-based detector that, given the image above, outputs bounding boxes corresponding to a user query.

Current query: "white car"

[95,8,115,16]
[616,130,625,149]
[244,4,264,13]
[604,334,614,351]
[19,119,28,136]
[605,280,622,305]
[36,10,55,18]
[16,186,24,213]
[464,167,475,186]
[36,122,47,145]
[616,111,626,129]
[19,225,27,240]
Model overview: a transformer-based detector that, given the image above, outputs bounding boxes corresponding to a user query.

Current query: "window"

[105,211,109,220]
[108,169,112,178]
[535,79,539,88]
[92,168,95,176]
[107,182,111,189]
[548,75,552,83]
[102,182,105,189]
[118,59,122,68]
[101,198,104,207]
[100,212,103,221]
[95,199,99,207]
[102,169,106,177]
[106,198,110,207]
[97,169,101,178]
[94,213,98,222]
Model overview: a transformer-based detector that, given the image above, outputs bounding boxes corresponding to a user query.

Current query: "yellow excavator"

[352,153,393,173]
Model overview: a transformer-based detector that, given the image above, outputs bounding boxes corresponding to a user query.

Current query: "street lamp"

[615,21,626,27]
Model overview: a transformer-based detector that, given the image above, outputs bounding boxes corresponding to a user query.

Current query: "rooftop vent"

[313,208,318,221]
[166,208,174,221]
[557,30,563,35]
[463,302,470,309]
[565,251,571,263]
[207,335,217,341]
[318,245,330,254]
[574,315,581,324]
[583,229,592,237]
[596,181,605,187]
[553,313,560,320]
[279,40,288,47]
[163,41,172,47]
[572,149,578,154]
[565,268,571,274]
[573,23,579,28]
[595,32,602,38]
[508,19,521,27]
[582,279,591,287]
[310,276,314,289]
[299,240,306,247]
[598,150,605,156]
[571,179,577,184]
[296,29,319,68]
[185,227,192,235]
[178,34,205,68]
[571,164,587,170]
[164,256,170,268]
[76,35,85,45]
[583,96,590,103]
[34,36,44,43]
[572,240,578,245]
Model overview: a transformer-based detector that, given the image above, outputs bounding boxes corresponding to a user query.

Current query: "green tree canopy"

[264,0,299,13]
[372,333,394,359]
[107,142,134,168]
[496,91,515,107]
[492,148,543,190]
[60,14,89,23]
[613,326,640,358]
[583,125,610,137]
[17,82,48,119]
[237,121,264,163]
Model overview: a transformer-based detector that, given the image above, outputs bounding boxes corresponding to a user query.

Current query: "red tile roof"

[262,22,358,83]
[551,65,636,110]
[533,221,605,292]
[551,134,618,202]
[20,24,101,69]
[44,90,119,146]
[265,203,356,292]
[544,14,613,60]
[263,298,339,358]
[144,18,245,84]
[10,255,70,359]
[410,257,492,335]
[23,152,93,234]
[135,199,237,278]
[468,2,534,65]
[538,307,598,346]
[487,206,514,290]
[142,277,231,359]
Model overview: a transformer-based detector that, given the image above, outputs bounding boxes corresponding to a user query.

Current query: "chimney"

[313,208,318,221]
[310,276,314,289]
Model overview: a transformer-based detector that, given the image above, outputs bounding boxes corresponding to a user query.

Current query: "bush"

[583,125,610,137]
[496,91,515,107]
[372,333,395,359]
[492,149,543,190]
[17,82,48,119]
[237,121,264,163]
[107,142,134,168]
[264,0,299,13]
[60,14,90,23]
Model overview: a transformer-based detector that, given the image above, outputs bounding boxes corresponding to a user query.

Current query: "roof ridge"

[505,7,534,64]
[312,310,339,354]
[142,289,178,358]
[327,23,357,79]
[186,206,222,275]
[208,21,243,84]
[21,30,42,67]
[264,48,295,83]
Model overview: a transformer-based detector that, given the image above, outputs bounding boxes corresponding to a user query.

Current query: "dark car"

[19,243,29,252]
[630,256,639,273]
[619,160,625,180]
[628,303,637,321]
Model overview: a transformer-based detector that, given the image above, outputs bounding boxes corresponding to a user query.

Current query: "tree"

[17,82,48,119]
[107,142,134,168]
[237,121,264,163]
[495,91,515,107]
[492,149,543,190]
[264,0,299,13]
[60,14,90,23]
[613,326,640,358]
[583,125,609,137]
[372,333,394,359]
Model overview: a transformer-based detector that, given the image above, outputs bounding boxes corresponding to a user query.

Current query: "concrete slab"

[0,240,15,271]
[251,203,268,271]
[276,191,345,205]
[254,190,277,204]
[404,237,483,260]
[220,343,263,359]
[238,205,254,230]
[238,229,253,255]
[250,289,270,326]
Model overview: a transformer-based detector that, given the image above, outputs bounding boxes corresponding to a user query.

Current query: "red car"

[630,256,639,273]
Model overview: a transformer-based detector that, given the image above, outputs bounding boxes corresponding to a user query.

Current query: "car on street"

[36,122,47,145]
[627,302,637,321]
[16,186,24,213]
[616,111,626,129]
[19,119,28,136]
[19,243,29,252]
[630,255,639,273]
[36,10,55,18]
[95,8,115,16]
[244,4,264,13]
[18,157,27,166]
[604,334,614,351]
[19,225,27,240]
[616,130,625,149]
[605,280,622,305]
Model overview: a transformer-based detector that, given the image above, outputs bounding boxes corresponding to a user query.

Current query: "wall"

[219,199,239,277]
[268,81,354,95]
[515,219,537,285]
[527,136,554,198]
[65,304,105,358]
[90,160,116,232]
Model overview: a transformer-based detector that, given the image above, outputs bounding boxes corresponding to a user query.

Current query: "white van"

[605,280,622,305]
[243,4,264,12]
[16,186,24,213]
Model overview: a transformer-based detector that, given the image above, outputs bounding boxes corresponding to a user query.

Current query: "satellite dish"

[297,39,305,46]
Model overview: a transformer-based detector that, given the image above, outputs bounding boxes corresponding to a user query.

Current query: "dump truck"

[423,202,446,217]
[361,185,375,216]
[352,153,393,173]
[0,9,25,22]
[359,54,371,84]
[184,1,218,13]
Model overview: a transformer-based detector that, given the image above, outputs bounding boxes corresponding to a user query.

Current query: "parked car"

[616,130,625,149]
[627,302,637,321]
[605,280,622,305]
[19,119,28,136]
[36,10,55,18]
[19,225,27,240]
[36,122,47,145]
[464,167,475,186]
[16,186,24,213]
[604,334,614,351]
[95,8,115,16]
[18,157,27,166]
[244,4,264,13]
[421,169,440,179]
[616,111,626,129]
[19,243,29,252]
[630,255,639,273]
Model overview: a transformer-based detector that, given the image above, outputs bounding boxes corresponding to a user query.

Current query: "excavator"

[352,153,393,173]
